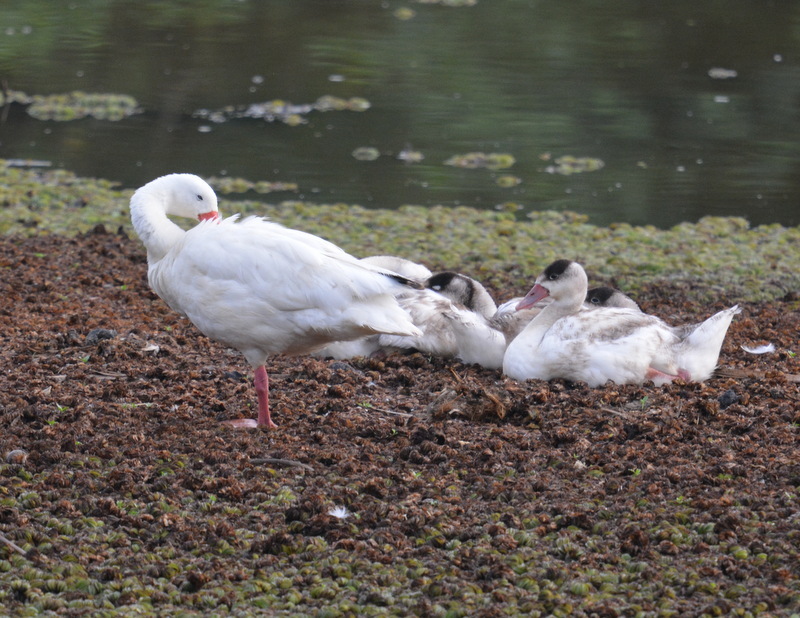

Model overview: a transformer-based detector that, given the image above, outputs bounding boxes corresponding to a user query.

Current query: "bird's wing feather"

[165,217,403,313]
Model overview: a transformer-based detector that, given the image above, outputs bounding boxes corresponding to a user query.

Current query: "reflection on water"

[1,1,799,228]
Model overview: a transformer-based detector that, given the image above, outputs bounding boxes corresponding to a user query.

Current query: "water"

[1,0,799,228]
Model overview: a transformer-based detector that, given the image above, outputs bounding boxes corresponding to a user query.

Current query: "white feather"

[741,343,775,354]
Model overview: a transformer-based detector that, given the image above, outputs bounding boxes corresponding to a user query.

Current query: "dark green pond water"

[2,1,800,228]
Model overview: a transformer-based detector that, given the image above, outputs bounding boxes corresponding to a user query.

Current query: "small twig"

[249,458,313,471]
[449,367,466,384]
[0,532,27,556]
[89,370,128,380]
[600,407,636,421]
[367,406,413,418]
[426,388,460,417]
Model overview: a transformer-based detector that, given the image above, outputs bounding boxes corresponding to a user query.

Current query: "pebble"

[718,389,741,409]
[85,328,118,346]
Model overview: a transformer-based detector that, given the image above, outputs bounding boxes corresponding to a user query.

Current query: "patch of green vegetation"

[352,147,381,161]
[194,95,371,126]
[495,175,522,188]
[1,162,798,303]
[543,155,605,175]
[444,152,516,170]
[206,177,298,195]
[2,90,141,121]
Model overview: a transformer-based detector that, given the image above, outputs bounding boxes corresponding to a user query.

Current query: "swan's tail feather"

[677,305,741,381]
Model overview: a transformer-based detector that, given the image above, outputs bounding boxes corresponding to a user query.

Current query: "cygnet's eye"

[590,297,600,304]
[549,273,559,281]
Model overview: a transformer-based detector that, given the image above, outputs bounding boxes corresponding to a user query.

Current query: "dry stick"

[600,407,637,422]
[449,367,465,384]
[249,458,313,471]
[426,388,460,416]
[90,371,128,380]
[0,532,27,556]
[367,406,413,418]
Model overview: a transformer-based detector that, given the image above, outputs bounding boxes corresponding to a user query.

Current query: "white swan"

[585,286,641,311]
[442,285,641,370]
[425,271,497,318]
[359,255,432,282]
[423,270,641,366]
[373,288,494,359]
[502,259,740,385]
[316,268,498,361]
[312,255,432,359]
[129,173,422,428]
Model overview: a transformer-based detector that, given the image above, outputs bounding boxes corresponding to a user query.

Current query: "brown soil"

[1,227,799,616]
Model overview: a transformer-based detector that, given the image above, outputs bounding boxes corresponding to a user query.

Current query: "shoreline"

[1,162,798,303]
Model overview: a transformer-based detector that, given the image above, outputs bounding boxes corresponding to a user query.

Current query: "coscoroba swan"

[585,286,641,311]
[443,284,642,369]
[313,255,432,359]
[316,268,497,361]
[502,259,740,385]
[360,255,433,282]
[425,271,497,318]
[129,173,422,428]
[428,271,639,342]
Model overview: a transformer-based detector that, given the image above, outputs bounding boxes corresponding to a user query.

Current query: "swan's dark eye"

[590,297,599,304]
[549,273,559,281]
[196,194,204,201]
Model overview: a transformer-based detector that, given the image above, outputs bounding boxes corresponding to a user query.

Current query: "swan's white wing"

[149,217,420,360]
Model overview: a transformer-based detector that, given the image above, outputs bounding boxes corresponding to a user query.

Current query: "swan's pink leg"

[645,367,692,384]
[645,367,682,385]
[253,365,277,428]
[224,365,278,429]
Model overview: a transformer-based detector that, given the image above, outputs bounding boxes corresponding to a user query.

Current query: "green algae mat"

[1,161,797,303]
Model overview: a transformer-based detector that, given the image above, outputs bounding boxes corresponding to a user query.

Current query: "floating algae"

[206,177,298,195]
[1,89,142,122]
[352,147,381,161]
[544,155,605,175]
[444,152,516,170]
[397,147,425,164]
[495,175,522,188]
[195,95,371,126]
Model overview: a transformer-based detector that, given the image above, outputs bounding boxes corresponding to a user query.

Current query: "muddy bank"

[1,227,798,615]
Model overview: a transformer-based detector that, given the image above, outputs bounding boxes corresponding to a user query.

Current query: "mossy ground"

[0,165,798,616]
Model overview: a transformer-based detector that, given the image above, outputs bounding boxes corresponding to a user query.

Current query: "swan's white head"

[155,173,220,221]
[130,174,221,262]
[516,259,587,310]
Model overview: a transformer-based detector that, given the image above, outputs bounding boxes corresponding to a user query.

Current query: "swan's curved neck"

[521,292,583,344]
[130,188,186,263]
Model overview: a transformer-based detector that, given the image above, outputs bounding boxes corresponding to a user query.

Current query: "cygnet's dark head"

[426,271,497,318]
[585,286,640,311]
